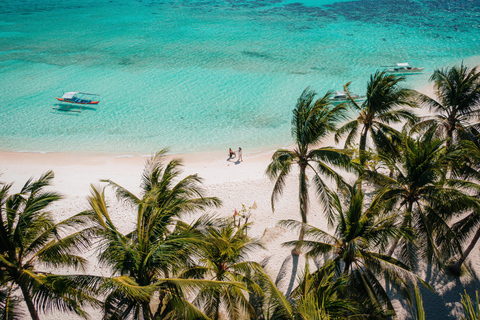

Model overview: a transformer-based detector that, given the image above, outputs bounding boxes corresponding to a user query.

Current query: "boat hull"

[385,67,425,75]
[55,97,100,104]
[329,95,366,104]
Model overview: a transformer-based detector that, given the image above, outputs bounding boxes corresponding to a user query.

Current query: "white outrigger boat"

[56,92,100,105]
[54,91,100,112]
[383,63,424,75]
[329,91,366,104]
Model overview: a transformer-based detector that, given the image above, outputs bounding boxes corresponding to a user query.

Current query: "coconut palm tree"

[0,171,99,320]
[82,150,230,319]
[180,219,284,320]
[447,138,480,274]
[335,71,417,165]
[366,125,479,268]
[266,88,351,255]
[288,261,361,320]
[280,180,425,317]
[263,261,361,320]
[415,63,480,151]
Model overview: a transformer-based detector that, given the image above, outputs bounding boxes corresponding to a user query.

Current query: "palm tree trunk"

[387,201,413,256]
[358,126,369,191]
[446,130,453,151]
[343,260,351,275]
[446,125,459,179]
[387,235,401,257]
[359,126,369,166]
[446,117,455,152]
[451,226,480,274]
[293,163,308,256]
[19,281,40,320]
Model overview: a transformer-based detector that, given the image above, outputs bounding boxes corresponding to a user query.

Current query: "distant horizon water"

[1,0,479,155]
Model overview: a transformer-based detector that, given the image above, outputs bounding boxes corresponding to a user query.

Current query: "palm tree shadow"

[388,261,480,319]
[275,253,299,298]
[422,261,480,319]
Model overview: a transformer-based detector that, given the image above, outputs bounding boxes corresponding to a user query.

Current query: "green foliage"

[290,262,360,319]
[336,72,417,165]
[366,125,479,269]
[82,150,225,320]
[407,284,425,320]
[460,291,480,320]
[181,218,270,320]
[0,171,99,320]
[280,180,427,317]
[0,285,23,320]
[446,136,480,274]
[266,88,352,253]
[415,63,480,150]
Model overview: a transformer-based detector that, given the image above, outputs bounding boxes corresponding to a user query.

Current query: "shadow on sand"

[388,261,480,319]
[275,253,299,298]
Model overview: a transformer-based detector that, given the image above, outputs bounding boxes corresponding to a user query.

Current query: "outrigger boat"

[329,91,366,104]
[55,92,100,104]
[54,91,100,112]
[383,63,424,75]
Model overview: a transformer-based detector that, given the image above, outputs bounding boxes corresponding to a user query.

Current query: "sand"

[1,145,479,320]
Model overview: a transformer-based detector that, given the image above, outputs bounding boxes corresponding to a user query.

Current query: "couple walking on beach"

[228,147,243,161]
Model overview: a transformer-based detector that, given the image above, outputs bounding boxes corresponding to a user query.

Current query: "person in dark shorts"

[229,148,236,159]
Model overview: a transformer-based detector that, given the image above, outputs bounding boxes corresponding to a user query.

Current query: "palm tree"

[335,71,417,165]
[261,261,359,320]
[281,180,423,316]
[415,63,480,151]
[266,88,351,255]
[280,180,424,316]
[366,125,478,267]
[288,261,360,320]
[180,219,283,320]
[82,150,228,319]
[448,139,480,274]
[0,171,99,320]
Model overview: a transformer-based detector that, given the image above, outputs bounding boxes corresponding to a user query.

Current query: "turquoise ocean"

[1,0,479,155]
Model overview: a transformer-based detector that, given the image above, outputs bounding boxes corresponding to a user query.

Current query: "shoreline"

[0,143,287,164]
[2,56,479,159]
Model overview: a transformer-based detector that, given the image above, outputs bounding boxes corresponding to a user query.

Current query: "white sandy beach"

[1,143,480,320]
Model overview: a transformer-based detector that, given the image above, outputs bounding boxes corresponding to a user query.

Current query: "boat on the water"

[329,91,366,104]
[383,63,424,75]
[55,92,100,105]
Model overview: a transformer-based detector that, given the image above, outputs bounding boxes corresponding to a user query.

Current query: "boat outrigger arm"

[55,92,100,105]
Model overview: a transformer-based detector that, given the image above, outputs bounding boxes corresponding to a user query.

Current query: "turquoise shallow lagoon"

[1,0,479,154]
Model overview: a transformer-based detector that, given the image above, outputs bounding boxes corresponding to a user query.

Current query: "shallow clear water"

[0,0,479,154]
